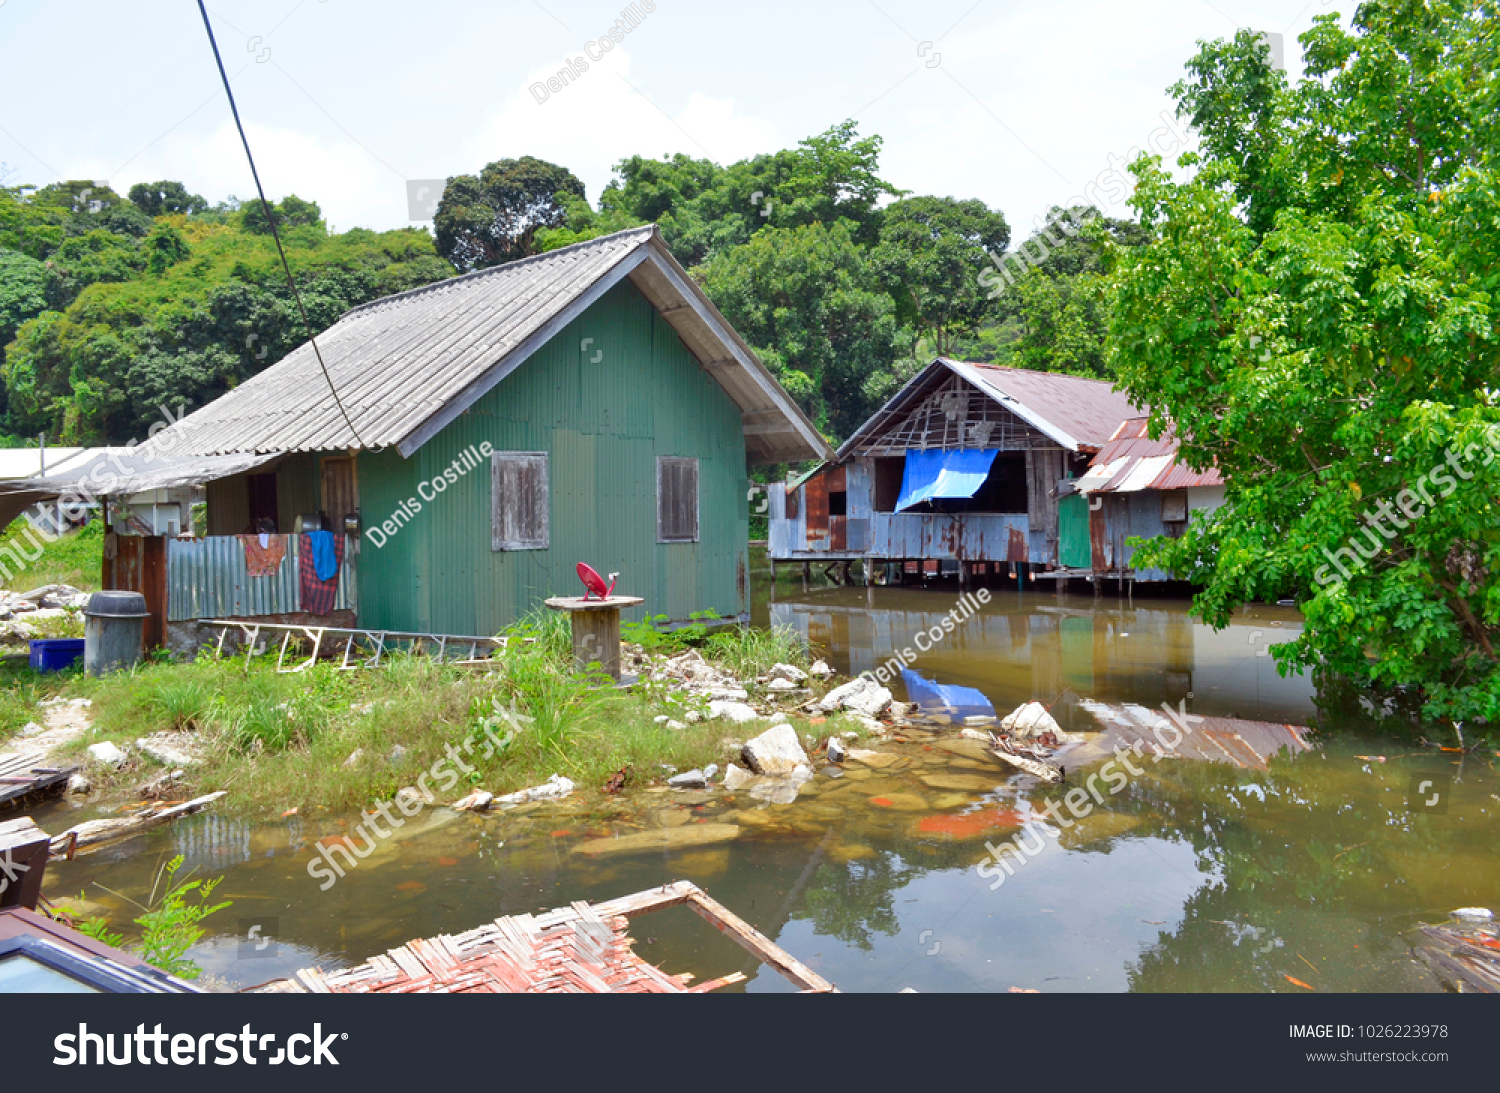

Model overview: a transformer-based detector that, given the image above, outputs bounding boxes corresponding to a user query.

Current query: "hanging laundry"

[299,531,344,616]
[238,533,287,577]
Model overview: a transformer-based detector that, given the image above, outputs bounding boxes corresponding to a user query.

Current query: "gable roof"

[158,226,831,466]
[1076,417,1223,493]
[836,358,1143,458]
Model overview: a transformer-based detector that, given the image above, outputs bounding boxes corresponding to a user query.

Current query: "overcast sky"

[0,0,1342,239]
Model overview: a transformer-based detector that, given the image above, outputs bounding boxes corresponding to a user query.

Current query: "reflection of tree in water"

[1109,751,1471,991]
[797,855,922,951]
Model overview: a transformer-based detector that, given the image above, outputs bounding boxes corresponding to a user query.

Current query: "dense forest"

[0,120,1138,448]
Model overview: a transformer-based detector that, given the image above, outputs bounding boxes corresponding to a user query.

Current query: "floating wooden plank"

[47,791,227,856]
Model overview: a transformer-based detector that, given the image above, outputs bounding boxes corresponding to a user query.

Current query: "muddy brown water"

[30,572,1500,993]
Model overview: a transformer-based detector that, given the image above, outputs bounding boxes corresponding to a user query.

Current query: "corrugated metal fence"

[166,535,355,621]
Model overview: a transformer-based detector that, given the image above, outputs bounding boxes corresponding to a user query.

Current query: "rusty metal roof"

[1084,417,1223,492]
[837,359,1144,458]
[153,226,830,466]
[947,361,1145,451]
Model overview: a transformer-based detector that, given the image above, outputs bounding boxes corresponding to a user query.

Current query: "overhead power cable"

[196,1,369,450]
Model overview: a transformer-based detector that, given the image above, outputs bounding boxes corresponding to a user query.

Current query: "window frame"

[491,451,549,551]
[656,456,700,544]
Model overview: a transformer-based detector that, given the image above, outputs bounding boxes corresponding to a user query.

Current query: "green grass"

[61,644,793,814]
[704,623,809,679]
[0,517,103,591]
[25,605,837,814]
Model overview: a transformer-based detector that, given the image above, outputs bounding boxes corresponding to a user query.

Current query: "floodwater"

[32,568,1499,993]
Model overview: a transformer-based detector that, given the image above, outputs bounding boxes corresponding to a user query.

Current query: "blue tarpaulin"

[895,449,999,511]
[899,669,997,719]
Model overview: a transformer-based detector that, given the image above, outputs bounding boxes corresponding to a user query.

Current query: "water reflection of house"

[1071,417,1225,582]
[767,359,1141,585]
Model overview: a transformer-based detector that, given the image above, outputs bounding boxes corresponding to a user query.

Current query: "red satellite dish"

[576,563,619,601]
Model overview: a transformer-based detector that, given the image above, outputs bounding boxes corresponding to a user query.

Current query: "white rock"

[668,769,709,789]
[747,765,814,803]
[342,748,364,769]
[767,678,798,692]
[18,721,45,738]
[826,736,848,762]
[768,663,809,683]
[665,719,687,731]
[68,698,92,708]
[653,715,671,724]
[685,710,702,724]
[706,687,750,702]
[495,773,575,807]
[710,700,762,724]
[766,710,790,725]
[87,741,128,768]
[137,736,200,768]
[67,772,92,795]
[809,660,833,678]
[451,789,494,812]
[1001,701,1062,740]
[818,676,892,718]
[722,764,755,791]
[741,722,810,776]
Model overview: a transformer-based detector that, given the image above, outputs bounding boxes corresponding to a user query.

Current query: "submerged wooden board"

[266,880,835,995]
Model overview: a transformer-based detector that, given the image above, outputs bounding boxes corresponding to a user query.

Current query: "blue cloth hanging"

[307,529,339,582]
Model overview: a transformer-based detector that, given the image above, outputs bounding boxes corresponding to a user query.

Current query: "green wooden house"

[125,225,828,637]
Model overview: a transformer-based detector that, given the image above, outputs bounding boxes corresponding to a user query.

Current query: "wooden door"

[321,456,359,534]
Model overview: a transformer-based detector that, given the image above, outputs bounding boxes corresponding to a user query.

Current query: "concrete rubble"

[494,773,575,808]
[86,741,128,768]
[136,734,203,768]
[815,676,892,718]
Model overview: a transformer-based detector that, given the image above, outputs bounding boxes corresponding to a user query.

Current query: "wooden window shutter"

[657,457,699,543]
[492,452,548,551]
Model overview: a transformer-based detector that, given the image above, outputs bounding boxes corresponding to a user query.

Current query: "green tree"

[0,248,47,345]
[128,180,209,218]
[698,220,906,441]
[872,195,1009,357]
[1107,4,1500,721]
[241,194,323,235]
[957,207,1146,376]
[433,156,586,270]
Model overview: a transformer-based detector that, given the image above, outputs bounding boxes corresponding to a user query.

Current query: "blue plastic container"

[29,638,86,672]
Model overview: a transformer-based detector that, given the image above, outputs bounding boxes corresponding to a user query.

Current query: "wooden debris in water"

[988,733,1063,784]
[265,880,836,994]
[47,791,228,858]
[0,748,73,811]
[1415,910,1500,993]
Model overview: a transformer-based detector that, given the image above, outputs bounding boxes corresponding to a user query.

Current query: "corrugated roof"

[4,448,280,496]
[1085,416,1223,493]
[0,448,85,479]
[152,226,830,466]
[837,359,1144,458]
[946,361,1145,452]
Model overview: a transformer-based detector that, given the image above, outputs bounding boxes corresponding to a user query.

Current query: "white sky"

[0,0,1341,239]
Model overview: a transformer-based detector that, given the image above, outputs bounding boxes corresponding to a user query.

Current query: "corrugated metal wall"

[166,534,355,620]
[354,278,749,634]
